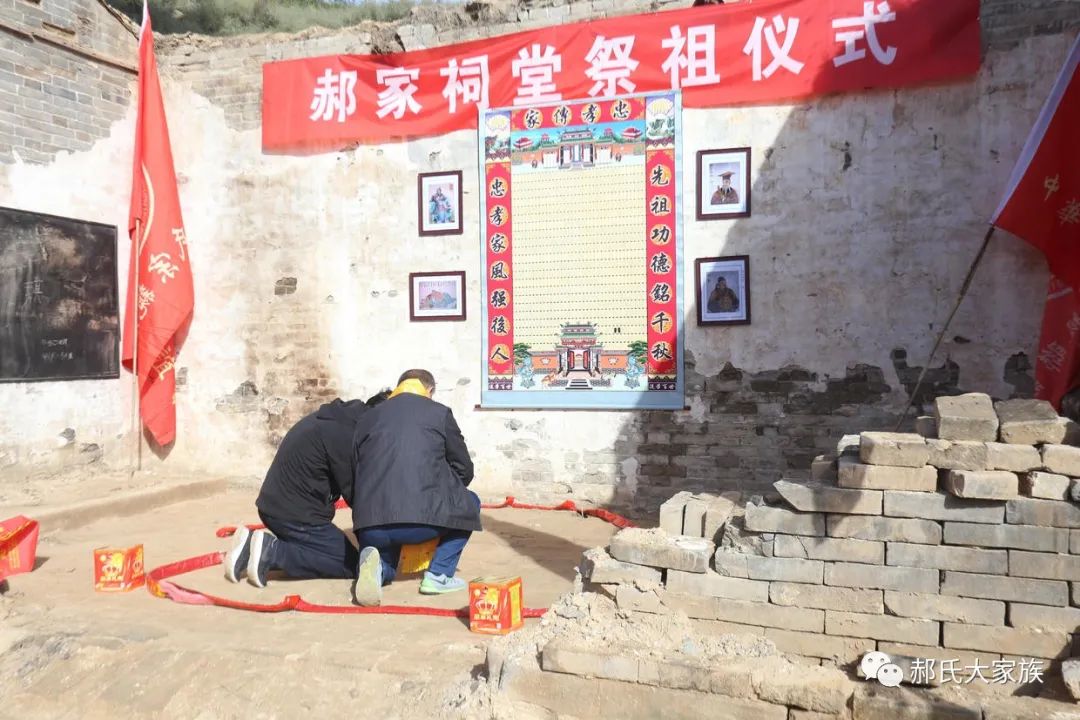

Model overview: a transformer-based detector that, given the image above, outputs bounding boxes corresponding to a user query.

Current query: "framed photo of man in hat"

[695,255,750,326]
[696,148,751,220]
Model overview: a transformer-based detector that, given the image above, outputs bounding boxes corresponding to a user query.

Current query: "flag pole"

[894,225,997,430]
[131,218,142,477]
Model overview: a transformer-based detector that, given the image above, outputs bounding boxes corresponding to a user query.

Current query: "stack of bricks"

[581,394,1080,682]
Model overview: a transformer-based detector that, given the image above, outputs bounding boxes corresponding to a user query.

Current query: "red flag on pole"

[991,35,1080,408]
[122,0,194,446]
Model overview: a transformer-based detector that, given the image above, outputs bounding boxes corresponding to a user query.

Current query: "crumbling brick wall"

[0,0,136,163]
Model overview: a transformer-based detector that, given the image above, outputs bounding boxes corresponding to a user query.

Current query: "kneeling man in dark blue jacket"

[225,390,390,588]
[350,369,480,606]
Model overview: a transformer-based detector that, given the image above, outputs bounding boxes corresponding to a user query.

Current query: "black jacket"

[351,393,479,532]
[256,399,370,525]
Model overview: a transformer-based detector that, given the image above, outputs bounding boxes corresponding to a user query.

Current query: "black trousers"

[259,511,358,579]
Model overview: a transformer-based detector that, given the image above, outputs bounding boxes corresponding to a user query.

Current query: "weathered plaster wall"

[1,0,1079,511]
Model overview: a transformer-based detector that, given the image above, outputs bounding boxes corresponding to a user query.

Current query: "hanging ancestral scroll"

[479,91,683,409]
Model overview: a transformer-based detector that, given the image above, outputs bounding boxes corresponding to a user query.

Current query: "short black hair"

[397,369,436,391]
[366,389,392,407]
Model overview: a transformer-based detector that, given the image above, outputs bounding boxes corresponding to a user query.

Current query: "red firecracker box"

[468,576,523,635]
[0,515,40,581]
[93,544,145,592]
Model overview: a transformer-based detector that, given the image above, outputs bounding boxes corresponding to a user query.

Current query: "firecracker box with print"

[93,544,145,592]
[0,515,40,581]
[397,538,438,575]
[468,576,523,635]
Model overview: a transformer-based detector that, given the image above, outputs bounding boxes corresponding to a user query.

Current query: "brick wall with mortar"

[0,1,1078,511]
[0,0,136,164]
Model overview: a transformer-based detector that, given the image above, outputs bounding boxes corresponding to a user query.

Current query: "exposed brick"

[828,515,942,544]
[883,491,1004,524]
[770,582,883,614]
[774,534,883,564]
[826,610,939,645]
[609,529,713,573]
[838,458,937,491]
[762,629,865,667]
[943,522,1068,553]
[1009,550,1080,581]
[995,399,1066,445]
[743,503,825,536]
[713,551,824,584]
[859,432,929,467]
[1009,602,1080,634]
[943,623,1070,660]
[666,569,769,602]
[935,393,999,442]
[1042,444,1080,476]
[773,480,882,515]
[883,591,1004,625]
[1022,471,1071,501]
[1006,497,1080,528]
[824,563,939,593]
[925,439,989,471]
[887,542,1007,574]
[943,470,1019,500]
[941,571,1068,606]
[579,547,663,585]
[985,443,1042,473]
[659,490,693,534]
[709,599,825,632]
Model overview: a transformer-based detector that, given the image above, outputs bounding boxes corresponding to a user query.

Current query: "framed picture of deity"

[409,270,466,322]
[696,256,750,326]
[696,148,751,220]
[417,170,463,236]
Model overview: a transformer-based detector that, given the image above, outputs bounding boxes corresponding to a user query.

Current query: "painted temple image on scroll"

[480,93,683,408]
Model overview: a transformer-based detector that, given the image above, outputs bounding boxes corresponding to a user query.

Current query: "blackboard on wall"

[0,206,120,382]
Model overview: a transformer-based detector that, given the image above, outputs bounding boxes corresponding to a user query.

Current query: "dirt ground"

[0,491,617,719]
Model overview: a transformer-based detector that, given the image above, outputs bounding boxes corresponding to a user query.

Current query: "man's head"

[716,277,727,288]
[398,369,436,394]
[720,170,733,188]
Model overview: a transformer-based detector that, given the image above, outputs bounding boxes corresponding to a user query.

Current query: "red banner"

[646,147,677,385]
[485,161,514,385]
[262,0,979,152]
[122,2,195,446]
[1033,277,1080,408]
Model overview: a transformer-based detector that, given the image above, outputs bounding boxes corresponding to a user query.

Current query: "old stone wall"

[0,0,1078,511]
[542,401,1080,717]
[0,0,136,163]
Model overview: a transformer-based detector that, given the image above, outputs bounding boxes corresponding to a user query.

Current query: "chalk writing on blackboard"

[0,206,119,382]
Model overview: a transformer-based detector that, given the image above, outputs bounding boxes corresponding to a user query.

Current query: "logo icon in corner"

[861,651,903,687]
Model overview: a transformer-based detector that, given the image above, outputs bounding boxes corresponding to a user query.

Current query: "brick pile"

[562,394,1080,717]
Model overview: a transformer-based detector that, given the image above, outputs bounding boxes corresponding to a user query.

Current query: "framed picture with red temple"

[409,271,466,322]
[478,92,685,409]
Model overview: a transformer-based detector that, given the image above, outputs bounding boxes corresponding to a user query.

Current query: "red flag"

[122,0,194,446]
[992,35,1080,408]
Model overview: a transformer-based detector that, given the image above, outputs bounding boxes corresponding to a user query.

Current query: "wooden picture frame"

[695,255,751,326]
[696,147,751,220]
[417,170,464,236]
[409,270,467,322]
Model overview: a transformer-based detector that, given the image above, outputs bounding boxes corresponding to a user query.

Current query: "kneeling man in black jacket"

[350,369,481,606]
[225,390,391,588]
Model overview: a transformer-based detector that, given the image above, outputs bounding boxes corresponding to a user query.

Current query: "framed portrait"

[417,170,463,236]
[409,271,466,322]
[696,147,751,220]
[695,255,750,326]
